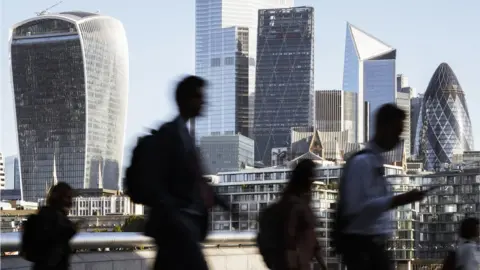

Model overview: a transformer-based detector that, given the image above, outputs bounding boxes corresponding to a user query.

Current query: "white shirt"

[342,141,394,235]
[456,238,480,270]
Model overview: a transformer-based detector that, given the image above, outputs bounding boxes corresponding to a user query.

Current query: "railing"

[0,231,257,252]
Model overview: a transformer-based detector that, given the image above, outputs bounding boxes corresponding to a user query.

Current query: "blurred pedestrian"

[258,159,327,270]
[22,182,79,270]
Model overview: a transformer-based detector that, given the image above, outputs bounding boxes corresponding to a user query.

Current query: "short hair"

[284,159,316,196]
[175,75,206,107]
[375,103,406,130]
[46,182,73,208]
[459,217,479,239]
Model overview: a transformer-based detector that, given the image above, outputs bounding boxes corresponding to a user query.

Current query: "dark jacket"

[144,117,228,241]
[33,206,76,270]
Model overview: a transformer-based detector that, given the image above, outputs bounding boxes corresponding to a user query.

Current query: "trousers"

[153,213,209,270]
[341,234,391,270]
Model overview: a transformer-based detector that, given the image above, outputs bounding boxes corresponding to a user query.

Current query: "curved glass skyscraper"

[418,63,473,171]
[9,12,129,201]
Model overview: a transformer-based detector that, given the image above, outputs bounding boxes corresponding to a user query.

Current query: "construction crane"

[35,1,63,16]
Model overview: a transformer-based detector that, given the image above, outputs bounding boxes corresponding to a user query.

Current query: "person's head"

[46,182,73,212]
[459,217,479,240]
[175,75,207,119]
[373,103,406,151]
[284,159,316,200]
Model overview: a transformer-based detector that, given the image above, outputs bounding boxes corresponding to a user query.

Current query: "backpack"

[257,201,286,269]
[331,149,374,255]
[124,130,160,206]
[21,214,46,262]
[441,250,456,270]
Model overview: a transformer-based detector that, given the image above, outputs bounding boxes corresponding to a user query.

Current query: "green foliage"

[113,225,122,232]
[121,215,146,232]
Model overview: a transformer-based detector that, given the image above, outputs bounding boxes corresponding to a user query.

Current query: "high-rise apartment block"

[254,6,314,165]
[9,12,129,201]
[342,23,396,143]
[314,90,357,143]
[194,0,293,141]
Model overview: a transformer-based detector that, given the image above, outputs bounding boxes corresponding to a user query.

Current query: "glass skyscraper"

[342,23,396,143]
[9,12,129,201]
[254,6,315,166]
[418,63,474,171]
[195,0,293,141]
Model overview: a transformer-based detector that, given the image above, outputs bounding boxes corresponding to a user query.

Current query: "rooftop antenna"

[36,0,64,16]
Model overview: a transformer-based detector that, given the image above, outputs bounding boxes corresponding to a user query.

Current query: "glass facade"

[194,0,293,141]
[418,63,474,171]
[417,171,480,261]
[254,7,314,166]
[342,23,396,143]
[211,164,409,268]
[10,13,128,201]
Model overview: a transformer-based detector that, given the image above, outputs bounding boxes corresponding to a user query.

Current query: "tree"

[121,215,146,232]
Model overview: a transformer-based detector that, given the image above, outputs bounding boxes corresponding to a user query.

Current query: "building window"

[211,58,221,67]
[224,57,234,65]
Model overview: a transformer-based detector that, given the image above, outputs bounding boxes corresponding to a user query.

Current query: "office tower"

[396,87,412,158]
[396,74,409,92]
[0,153,5,190]
[200,134,254,174]
[314,90,357,143]
[418,63,474,171]
[411,94,424,157]
[5,155,21,190]
[254,7,314,166]
[195,0,293,141]
[342,23,396,143]
[10,12,129,201]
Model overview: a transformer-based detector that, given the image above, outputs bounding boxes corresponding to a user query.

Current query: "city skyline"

[1,0,479,158]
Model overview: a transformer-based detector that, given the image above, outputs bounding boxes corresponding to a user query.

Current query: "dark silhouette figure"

[338,104,426,270]
[144,75,229,270]
[29,182,78,270]
[262,159,327,270]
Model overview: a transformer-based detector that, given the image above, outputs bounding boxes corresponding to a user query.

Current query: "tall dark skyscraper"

[9,12,129,201]
[254,6,314,166]
[194,0,293,141]
[418,63,474,171]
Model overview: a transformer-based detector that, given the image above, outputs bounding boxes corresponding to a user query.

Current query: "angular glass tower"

[9,12,129,201]
[418,63,474,171]
[254,7,314,165]
[195,0,293,141]
[342,23,396,143]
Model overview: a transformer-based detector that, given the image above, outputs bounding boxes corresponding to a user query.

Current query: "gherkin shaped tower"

[418,63,474,171]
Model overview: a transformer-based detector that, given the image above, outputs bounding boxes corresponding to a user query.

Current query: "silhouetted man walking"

[144,76,228,270]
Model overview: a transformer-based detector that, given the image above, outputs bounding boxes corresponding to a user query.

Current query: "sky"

[1,0,479,161]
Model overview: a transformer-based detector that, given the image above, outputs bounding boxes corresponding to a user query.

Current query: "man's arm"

[344,156,425,223]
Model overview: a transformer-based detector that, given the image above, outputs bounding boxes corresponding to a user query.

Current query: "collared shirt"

[342,141,393,236]
[456,238,480,270]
